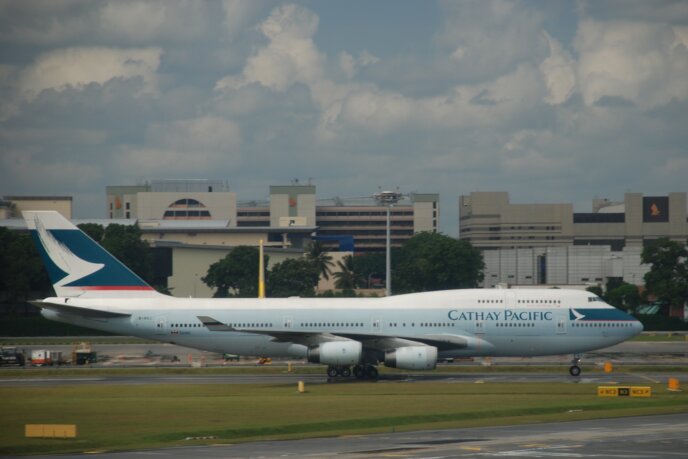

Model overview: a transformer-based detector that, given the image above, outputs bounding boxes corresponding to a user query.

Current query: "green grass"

[630,333,688,342]
[1,382,686,456]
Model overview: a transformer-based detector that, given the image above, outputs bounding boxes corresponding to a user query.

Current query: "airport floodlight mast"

[374,189,404,296]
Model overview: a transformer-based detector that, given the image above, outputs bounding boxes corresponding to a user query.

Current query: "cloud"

[435,1,548,80]
[19,47,162,100]
[98,1,211,43]
[539,32,576,105]
[1,1,687,230]
[575,20,688,109]
[146,116,242,150]
[216,4,324,91]
[0,148,103,192]
[338,50,379,79]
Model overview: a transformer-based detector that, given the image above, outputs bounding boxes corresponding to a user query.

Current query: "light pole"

[374,190,403,296]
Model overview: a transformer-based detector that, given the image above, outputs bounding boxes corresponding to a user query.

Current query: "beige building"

[315,193,439,252]
[1,196,72,219]
[460,191,687,250]
[107,180,235,222]
[461,191,687,287]
[155,240,312,298]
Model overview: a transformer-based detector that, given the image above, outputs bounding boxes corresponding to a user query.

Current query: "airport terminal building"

[107,180,440,253]
[459,192,688,288]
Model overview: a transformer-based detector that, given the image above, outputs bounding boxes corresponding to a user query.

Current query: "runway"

[9,413,688,458]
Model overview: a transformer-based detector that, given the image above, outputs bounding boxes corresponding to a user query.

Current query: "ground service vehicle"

[0,347,25,366]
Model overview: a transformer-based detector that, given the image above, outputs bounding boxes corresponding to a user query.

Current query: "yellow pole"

[258,240,265,299]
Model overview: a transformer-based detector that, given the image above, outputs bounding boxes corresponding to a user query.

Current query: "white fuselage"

[40,289,643,359]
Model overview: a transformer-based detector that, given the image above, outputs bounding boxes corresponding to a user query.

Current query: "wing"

[196,315,472,351]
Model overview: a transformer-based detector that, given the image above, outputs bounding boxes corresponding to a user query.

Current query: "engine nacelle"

[384,345,437,370]
[307,341,362,366]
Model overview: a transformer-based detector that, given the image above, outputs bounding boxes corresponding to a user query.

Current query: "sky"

[1,0,687,234]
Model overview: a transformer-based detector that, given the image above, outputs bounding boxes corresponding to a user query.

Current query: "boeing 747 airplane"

[24,211,643,379]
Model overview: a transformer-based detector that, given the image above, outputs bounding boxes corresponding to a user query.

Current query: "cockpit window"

[587,297,603,302]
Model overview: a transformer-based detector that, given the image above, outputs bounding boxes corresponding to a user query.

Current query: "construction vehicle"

[0,347,25,366]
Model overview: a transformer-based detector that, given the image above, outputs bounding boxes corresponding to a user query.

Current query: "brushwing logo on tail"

[34,216,104,288]
[569,308,586,321]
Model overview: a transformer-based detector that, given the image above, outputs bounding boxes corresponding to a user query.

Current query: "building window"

[163,199,211,220]
[125,202,130,210]
[125,211,130,218]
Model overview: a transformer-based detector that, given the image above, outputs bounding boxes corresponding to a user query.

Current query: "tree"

[333,255,363,289]
[305,241,334,280]
[641,238,688,308]
[606,282,641,312]
[0,227,51,307]
[202,246,265,298]
[267,258,320,297]
[353,252,386,288]
[101,224,154,283]
[393,232,484,293]
[78,223,105,243]
[586,285,604,297]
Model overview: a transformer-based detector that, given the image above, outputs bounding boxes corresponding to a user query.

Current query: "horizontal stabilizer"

[29,300,131,318]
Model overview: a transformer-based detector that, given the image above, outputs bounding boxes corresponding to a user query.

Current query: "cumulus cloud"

[1,1,687,229]
[19,47,162,100]
[436,0,548,80]
[575,20,688,109]
[539,32,576,105]
[338,50,379,79]
[216,4,324,91]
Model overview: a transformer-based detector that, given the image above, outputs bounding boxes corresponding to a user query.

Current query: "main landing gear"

[569,354,582,377]
[327,364,378,380]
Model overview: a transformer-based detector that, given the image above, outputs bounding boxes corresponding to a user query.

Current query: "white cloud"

[216,4,324,92]
[19,47,162,100]
[146,116,242,150]
[222,0,269,40]
[539,32,576,105]
[99,1,211,43]
[436,1,547,79]
[338,51,380,79]
[575,20,688,109]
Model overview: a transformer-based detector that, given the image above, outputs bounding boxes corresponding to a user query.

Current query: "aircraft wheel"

[353,365,365,379]
[327,366,339,378]
[365,365,379,380]
[569,365,581,377]
[340,366,352,378]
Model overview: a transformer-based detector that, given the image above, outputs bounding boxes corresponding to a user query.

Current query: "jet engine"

[384,345,437,370]
[307,341,362,366]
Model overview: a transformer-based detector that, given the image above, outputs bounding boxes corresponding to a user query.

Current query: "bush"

[636,314,688,331]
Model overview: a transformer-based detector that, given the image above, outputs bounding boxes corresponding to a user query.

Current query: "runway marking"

[638,374,661,384]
